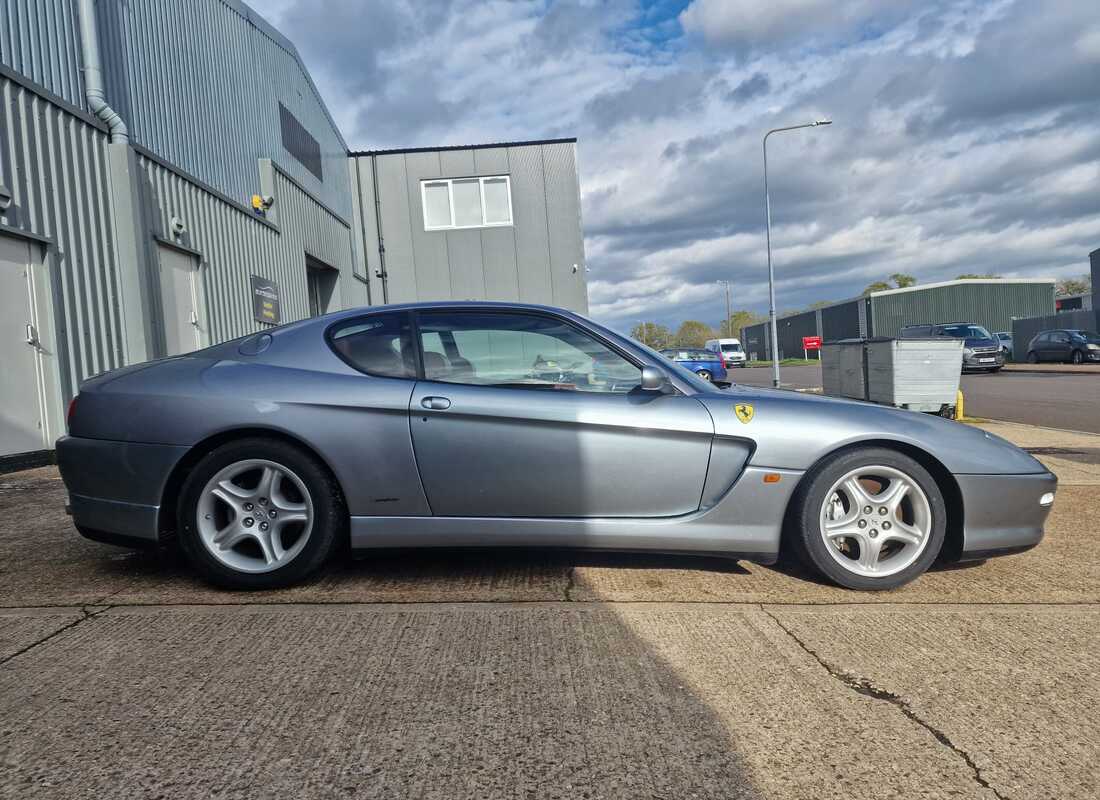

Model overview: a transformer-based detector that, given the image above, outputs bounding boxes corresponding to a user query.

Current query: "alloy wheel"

[818,465,932,578]
[196,459,314,573]
[697,369,712,381]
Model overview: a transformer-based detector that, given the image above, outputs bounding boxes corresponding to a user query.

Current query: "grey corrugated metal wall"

[98,0,351,217]
[821,300,860,341]
[0,0,352,218]
[137,153,362,344]
[741,322,768,360]
[0,72,122,397]
[350,141,589,313]
[775,309,820,360]
[869,282,1055,338]
[0,0,86,107]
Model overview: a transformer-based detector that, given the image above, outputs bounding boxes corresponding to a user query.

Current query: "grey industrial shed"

[349,141,589,312]
[0,0,589,464]
[742,279,1056,361]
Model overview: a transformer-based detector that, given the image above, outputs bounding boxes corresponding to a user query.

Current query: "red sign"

[802,335,823,351]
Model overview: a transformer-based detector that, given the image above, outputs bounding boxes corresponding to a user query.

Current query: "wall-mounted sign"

[250,274,281,325]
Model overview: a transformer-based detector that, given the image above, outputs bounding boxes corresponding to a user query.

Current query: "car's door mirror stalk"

[639,366,668,392]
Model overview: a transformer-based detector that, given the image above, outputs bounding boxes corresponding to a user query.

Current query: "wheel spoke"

[211,486,246,512]
[884,520,924,547]
[255,528,278,565]
[842,477,873,508]
[872,478,909,513]
[858,535,882,571]
[256,466,278,503]
[214,524,252,550]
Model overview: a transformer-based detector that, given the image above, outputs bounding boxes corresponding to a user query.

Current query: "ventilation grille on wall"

[279,103,323,181]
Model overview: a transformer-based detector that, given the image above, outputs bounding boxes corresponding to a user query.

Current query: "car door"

[1049,332,1069,361]
[408,309,715,518]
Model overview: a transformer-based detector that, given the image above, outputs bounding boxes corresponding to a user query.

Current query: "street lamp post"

[716,280,732,338]
[763,119,832,388]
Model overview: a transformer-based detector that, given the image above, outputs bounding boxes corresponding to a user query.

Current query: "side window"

[329,313,416,378]
[416,311,641,393]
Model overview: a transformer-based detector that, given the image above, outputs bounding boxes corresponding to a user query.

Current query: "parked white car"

[705,338,747,368]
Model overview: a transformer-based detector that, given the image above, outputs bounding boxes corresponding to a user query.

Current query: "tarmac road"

[1,421,1098,799]
[733,364,1100,432]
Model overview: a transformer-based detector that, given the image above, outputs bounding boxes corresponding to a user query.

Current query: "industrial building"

[741,279,1057,361]
[0,0,587,464]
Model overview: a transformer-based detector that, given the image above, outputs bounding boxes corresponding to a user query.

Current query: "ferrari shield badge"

[734,403,755,424]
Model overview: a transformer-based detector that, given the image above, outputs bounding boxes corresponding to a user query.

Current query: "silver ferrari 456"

[58,302,1056,590]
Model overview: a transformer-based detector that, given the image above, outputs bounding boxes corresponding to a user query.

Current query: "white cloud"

[256,0,1100,329]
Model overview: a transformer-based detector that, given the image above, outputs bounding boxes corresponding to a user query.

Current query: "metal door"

[0,236,46,456]
[156,244,203,356]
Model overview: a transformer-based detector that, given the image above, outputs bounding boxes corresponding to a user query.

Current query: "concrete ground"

[2,421,1098,798]
[735,363,1100,433]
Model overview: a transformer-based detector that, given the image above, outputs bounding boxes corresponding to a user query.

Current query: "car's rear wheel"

[787,447,946,590]
[1027,351,1039,363]
[697,369,712,381]
[177,438,345,589]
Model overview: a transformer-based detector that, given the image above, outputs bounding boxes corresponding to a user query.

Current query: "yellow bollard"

[955,389,965,421]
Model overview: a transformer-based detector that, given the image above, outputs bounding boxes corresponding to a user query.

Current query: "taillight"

[67,395,78,429]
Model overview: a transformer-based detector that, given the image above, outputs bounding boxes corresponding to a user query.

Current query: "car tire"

[697,369,712,381]
[1071,350,1084,365]
[176,437,346,589]
[1027,352,1039,363]
[786,447,947,591]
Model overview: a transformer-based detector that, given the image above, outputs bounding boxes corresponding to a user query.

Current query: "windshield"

[1068,330,1100,343]
[939,324,992,339]
[720,343,743,353]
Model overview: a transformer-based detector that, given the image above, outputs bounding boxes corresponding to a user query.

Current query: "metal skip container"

[821,337,964,415]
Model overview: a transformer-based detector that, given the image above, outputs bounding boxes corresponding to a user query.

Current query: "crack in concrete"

[761,606,1010,800]
[563,566,576,602]
[0,605,111,667]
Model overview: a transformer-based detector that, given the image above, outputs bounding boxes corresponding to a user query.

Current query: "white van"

[704,338,747,367]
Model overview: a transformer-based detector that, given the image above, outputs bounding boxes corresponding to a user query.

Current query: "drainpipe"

[77,0,128,143]
[370,154,389,303]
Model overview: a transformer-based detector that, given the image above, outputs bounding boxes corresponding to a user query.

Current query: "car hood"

[699,385,1047,476]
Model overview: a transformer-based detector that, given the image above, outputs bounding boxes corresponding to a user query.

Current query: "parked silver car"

[58,302,1056,591]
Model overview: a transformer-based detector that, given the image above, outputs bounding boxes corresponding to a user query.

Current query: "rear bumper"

[956,471,1057,560]
[56,435,188,545]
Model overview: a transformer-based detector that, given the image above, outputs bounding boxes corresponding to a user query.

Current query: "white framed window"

[421,176,513,231]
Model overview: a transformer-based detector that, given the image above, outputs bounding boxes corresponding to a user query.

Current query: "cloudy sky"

[256,0,1100,330]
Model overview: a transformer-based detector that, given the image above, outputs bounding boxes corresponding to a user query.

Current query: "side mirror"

[639,365,667,391]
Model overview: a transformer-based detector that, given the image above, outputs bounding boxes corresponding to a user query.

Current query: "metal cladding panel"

[445,229,485,300]
[137,154,359,345]
[776,309,819,359]
[93,0,352,219]
[507,144,553,304]
[869,282,1056,338]
[347,157,381,304]
[821,300,861,341]
[0,0,86,109]
[373,153,417,303]
[0,75,122,397]
[742,322,769,360]
[541,142,588,312]
[474,149,519,302]
[403,151,451,300]
[1012,309,1100,362]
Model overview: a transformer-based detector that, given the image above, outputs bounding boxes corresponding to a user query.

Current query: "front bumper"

[956,471,1057,560]
[963,351,1005,370]
[56,435,188,546]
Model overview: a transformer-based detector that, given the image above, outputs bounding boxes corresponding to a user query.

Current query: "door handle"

[25,322,38,347]
[420,396,451,410]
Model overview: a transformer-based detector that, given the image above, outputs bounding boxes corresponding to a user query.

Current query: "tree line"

[634,272,1092,350]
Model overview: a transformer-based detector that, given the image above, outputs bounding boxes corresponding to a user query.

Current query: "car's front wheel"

[787,447,946,590]
[697,369,712,381]
[1027,351,1039,363]
[177,438,345,589]
[1071,350,1084,365]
